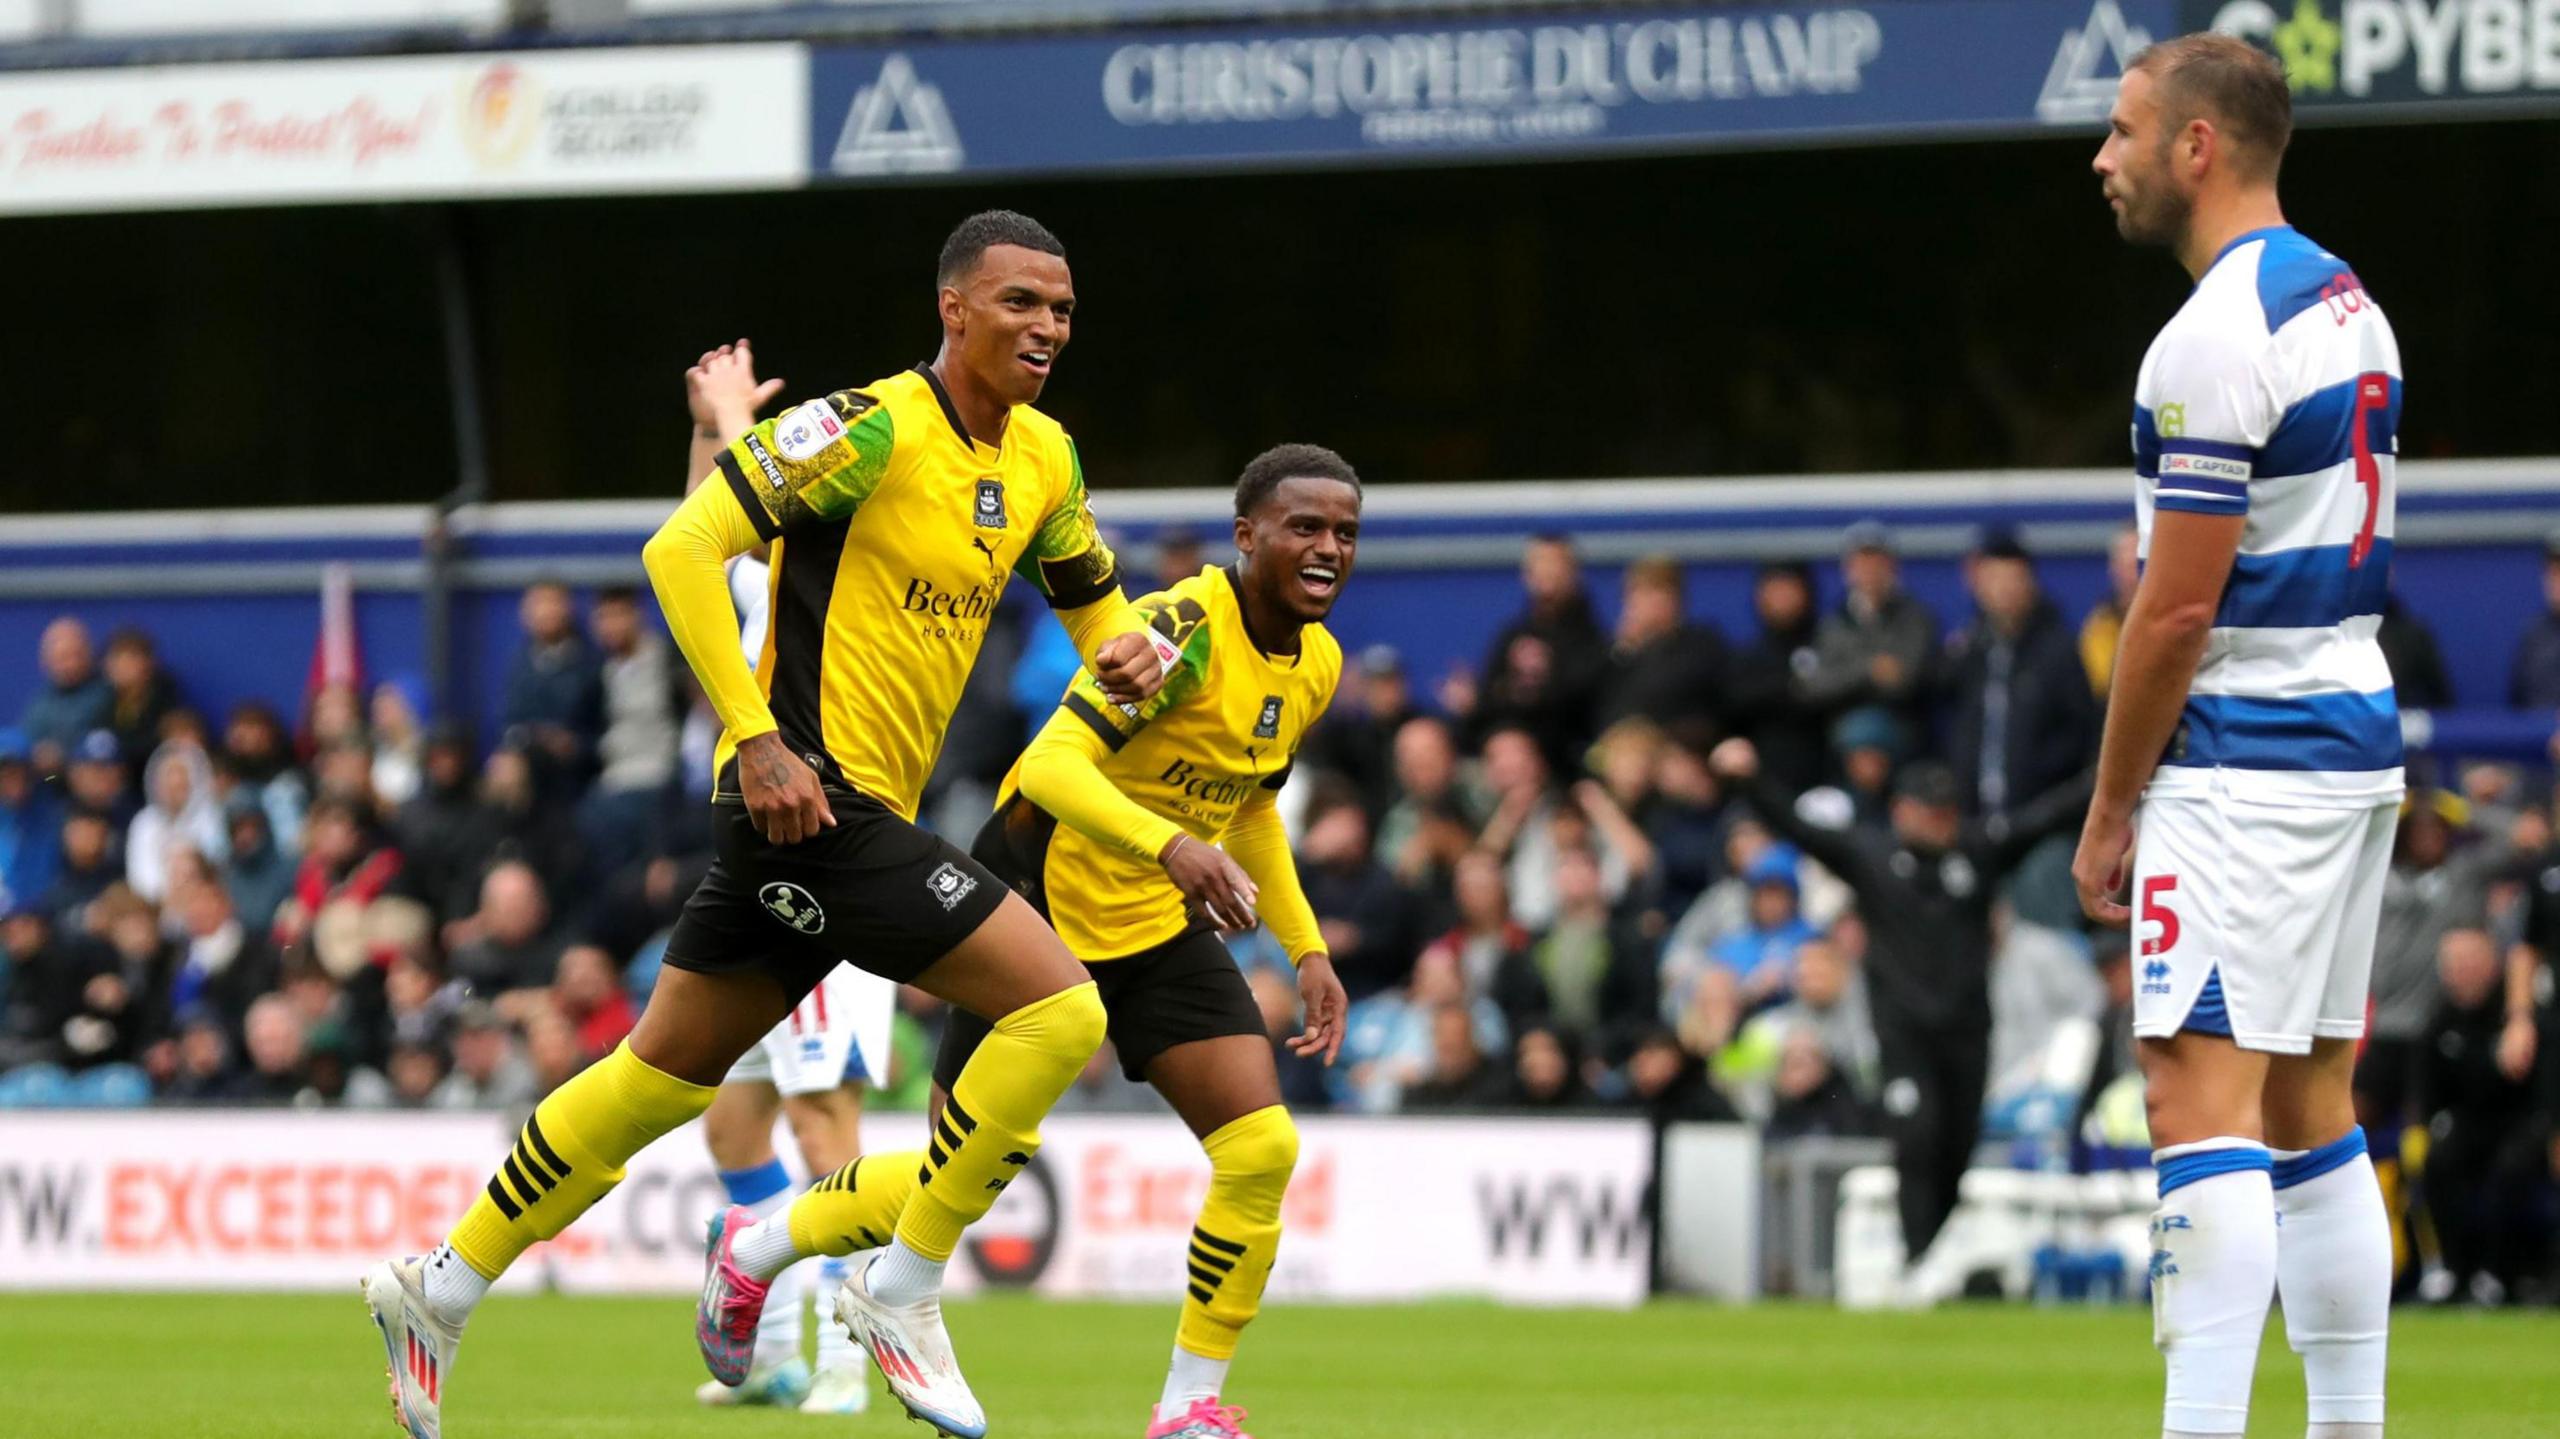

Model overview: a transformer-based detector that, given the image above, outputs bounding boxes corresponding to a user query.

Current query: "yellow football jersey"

[709,366,1120,821]
[996,565,1342,962]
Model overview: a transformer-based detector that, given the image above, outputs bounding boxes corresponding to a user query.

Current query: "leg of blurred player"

[783,1082,874,1413]
[696,1080,813,1409]
[2266,1042,2389,1439]
[1144,1034,1295,1439]
[2142,1034,2278,1439]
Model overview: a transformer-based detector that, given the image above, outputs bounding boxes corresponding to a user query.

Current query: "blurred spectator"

[218,702,308,850]
[1623,726,1725,922]
[1765,1024,1878,1140]
[1758,934,1879,1097]
[2377,592,2454,711]
[1297,792,1421,1002]
[1658,817,1779,1011]
[1944,532,2094,930]
[395,725,483,922]
[1704,847,1818,1011]
[384,1040,449,1108]
[1596,555,1728,742]
[126,741,225,903]
[64,729,134,826]
[59,887,172,1071]
[1009,605,1085,744]
[1476,728,1652,929]
[1524,845,1656,1062]
[382,947,460,1051]
[524,1009,589,1096]
[500,581,605,796]
[271,796,402,954]
[1399,1002,1512,1110]
[447,860,564,997]
[44,808,121,930]
[551,942,635,1059]
[0,903,63,1068]
[2079,523,2141,700]
[1827,708,1901,833]
[2508,530,2560,709]
[368,679,429,809]
[1305,645,1418,823]
[162,1011,256,1103]
[1725,560,1829,793]
[19,617,111,775]
[1456,534,1609,768]
[102,628,179,779]
[2417,928,2554,1305]
[239,992,311,1102]
[302,1019,392,1108]
[1800,522,1937,740]
[442,747,584,918]
[922,588,1025,840]
[1508,1024,1596,1109]
[1623,1024,1735,1121]
[2363,795,2497,1139]
[581,586,682,879]
[220,796,296,937]
[305,683,367,759]
[1944,532,2095,824]
[433,1000,539,1110]
[1373,714,1481,894]
[1337,945,1509,1113]
[0,730,63,913]
[1414,850,1547,1035]
[166,869,279,1048]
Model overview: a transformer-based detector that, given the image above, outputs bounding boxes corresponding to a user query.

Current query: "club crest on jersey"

[974,478,1007,529]
[1254,695,1282,739]
[759,882,826,935]
[928,861,980,912]
[775,400,847,462]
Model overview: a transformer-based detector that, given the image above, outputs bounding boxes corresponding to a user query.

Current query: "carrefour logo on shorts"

[760,882,826,935]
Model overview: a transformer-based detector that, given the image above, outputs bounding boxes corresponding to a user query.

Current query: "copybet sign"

[0,1110,1653,1307]
[0,44,807,215]
[2199,0,2560,105]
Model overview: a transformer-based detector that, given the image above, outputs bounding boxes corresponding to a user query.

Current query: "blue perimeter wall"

[0,464,2551,752]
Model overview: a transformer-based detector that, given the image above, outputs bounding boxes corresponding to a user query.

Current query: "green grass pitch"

[3,1292,2554,1437]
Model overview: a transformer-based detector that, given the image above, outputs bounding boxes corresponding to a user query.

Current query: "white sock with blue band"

[720,1159,804,1371]
[2273,1126,2388,1438]
[2151,1138,2277,1438]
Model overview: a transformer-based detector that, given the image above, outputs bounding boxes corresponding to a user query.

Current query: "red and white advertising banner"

[0,44,807,214]
[0,1110,1653,1307]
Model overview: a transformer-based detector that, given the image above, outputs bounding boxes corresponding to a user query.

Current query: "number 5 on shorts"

[2140,874,2181,957]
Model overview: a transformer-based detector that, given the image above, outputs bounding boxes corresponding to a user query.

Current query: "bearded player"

[363,211,1167,1439]
[2078,36,2400,1439]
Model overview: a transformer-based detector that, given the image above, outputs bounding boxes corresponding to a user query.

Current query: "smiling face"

[1237,474,1361,624]
[2094,68,2194,249]
[943,244,1074,409]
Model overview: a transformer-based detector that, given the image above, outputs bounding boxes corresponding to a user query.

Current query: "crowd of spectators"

[6,525,2560,1301]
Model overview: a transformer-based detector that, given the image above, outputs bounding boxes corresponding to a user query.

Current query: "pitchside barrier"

[0,1109,1658,1307]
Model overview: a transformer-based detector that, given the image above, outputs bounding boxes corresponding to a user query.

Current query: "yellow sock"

[788,1150,923,1258]
[1175,1105,1298,1361]
[447,1041,715,1278]
[895,981,1105,1261]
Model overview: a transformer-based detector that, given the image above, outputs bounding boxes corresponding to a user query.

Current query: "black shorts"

[662,792,1009,998]
[934,927,1266,1090]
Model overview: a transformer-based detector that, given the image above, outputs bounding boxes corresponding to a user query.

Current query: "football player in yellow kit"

[776,443,1363,1439]
[363,211,1164,1439]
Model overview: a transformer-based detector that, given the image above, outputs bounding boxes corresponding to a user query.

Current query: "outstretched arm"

[683,340,785,496]
[1707,737,1871,886]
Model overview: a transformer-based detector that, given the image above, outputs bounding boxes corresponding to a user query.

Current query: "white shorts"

[724,964,897,1097]
[2130,790,2397,1055]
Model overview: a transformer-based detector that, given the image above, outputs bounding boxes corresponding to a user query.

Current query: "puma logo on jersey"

[970,535,999,570]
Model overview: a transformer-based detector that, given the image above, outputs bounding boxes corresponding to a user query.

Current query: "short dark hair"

[1233,443,1362,519]
[594,584,640,608]
[2131,33,2292,177]
[937,210,1065,288]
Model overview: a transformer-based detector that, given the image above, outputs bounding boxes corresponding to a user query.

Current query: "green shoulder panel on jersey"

[1057,579,1214,752]
[1012,433,1120,610]
[716,390,894,541]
